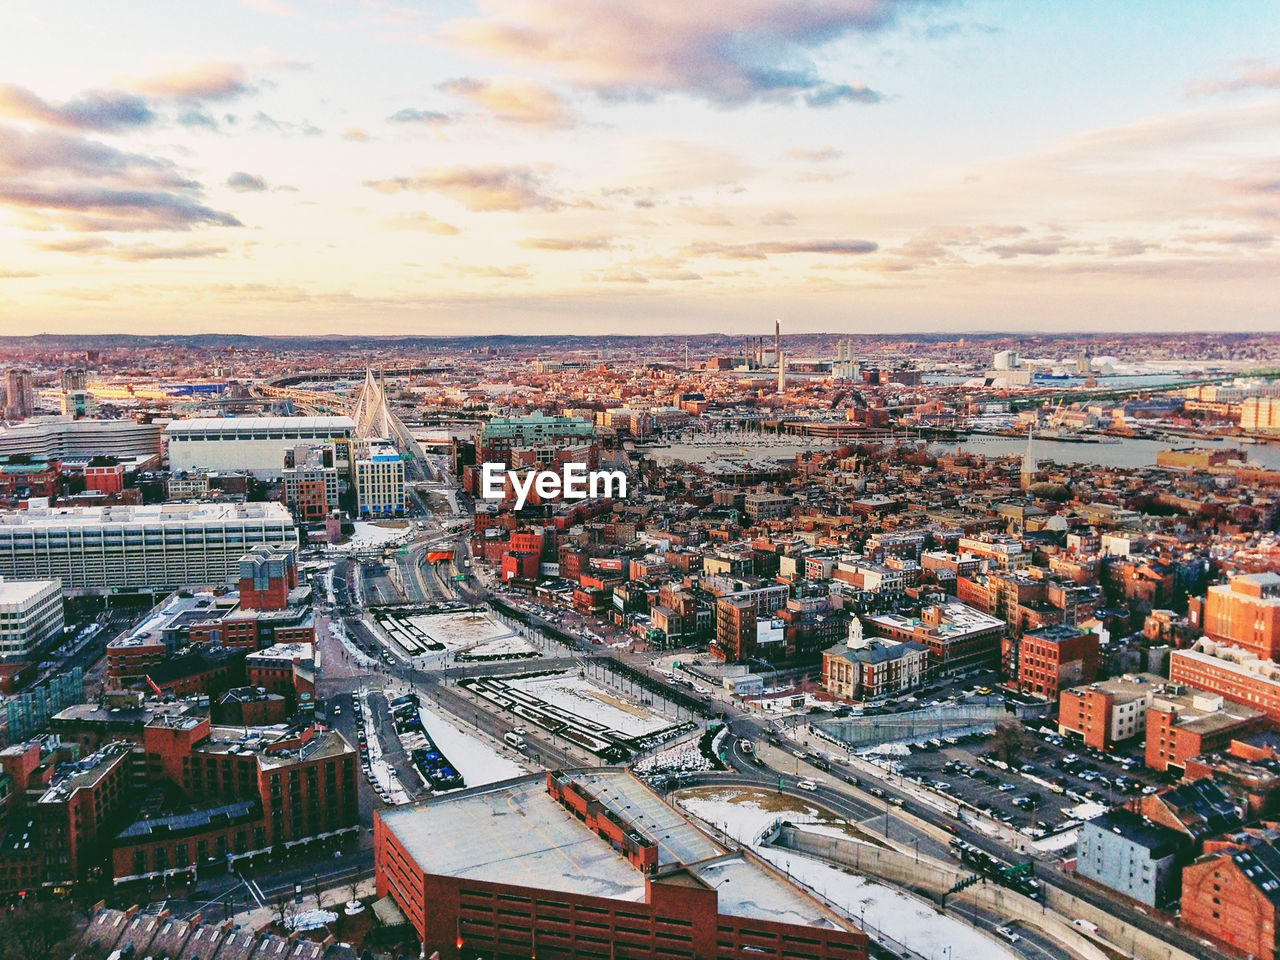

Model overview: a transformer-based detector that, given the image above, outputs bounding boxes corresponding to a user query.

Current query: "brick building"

[1144,687,1266,774]
[1169,642,1280,725]
[1016,625,1099,700]
[1057,673,1163,750]
[1194,573,1280,661]
[864,600,1003,675]
[375,769,868,960]
[1181,827,1280,960]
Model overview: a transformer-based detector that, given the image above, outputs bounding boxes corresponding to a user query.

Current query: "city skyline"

[1,1,1278,336]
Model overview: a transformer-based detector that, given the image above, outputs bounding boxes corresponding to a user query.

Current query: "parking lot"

[886,721,1171,837]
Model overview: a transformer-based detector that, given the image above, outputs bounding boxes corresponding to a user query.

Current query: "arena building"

[166,416,355,479]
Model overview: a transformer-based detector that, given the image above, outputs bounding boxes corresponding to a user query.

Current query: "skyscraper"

[3,368,34,420]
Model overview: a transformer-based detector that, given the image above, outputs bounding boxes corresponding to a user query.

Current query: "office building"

[0,417,163,462]
[375,768,868,960]
[166,416,355,479]
[1182,827,1280,960]
[1145,688,1267,773]
[1194,573,1280,661]
[280,445,340,522]
[0,577,63,660]
[865,600,1004,674]
[353,439,405,518]
[0,499,297,594]
[478,413,596,462]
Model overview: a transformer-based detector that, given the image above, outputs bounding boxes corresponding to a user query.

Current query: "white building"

[166,416,355,480]
[0,577,63,659]
[0,499,297,594]
[0,417,163,461]
[353,440,405,518]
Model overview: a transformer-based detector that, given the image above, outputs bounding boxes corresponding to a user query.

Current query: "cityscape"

[3,3,1280,960]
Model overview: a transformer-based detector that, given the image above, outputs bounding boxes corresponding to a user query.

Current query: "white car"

[797,779,818,792]
[995,926,1021,943]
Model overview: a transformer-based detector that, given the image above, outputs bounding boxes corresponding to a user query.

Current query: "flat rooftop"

[382,774,648,902]
[693,855,843,930]
[0,500,294,528]
[166,415,355,434]
[380,769,855,932]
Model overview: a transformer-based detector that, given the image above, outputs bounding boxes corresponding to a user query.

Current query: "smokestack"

[778,350,786,392]
[775,319,780,361]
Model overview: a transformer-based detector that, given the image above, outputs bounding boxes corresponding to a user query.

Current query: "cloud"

[440,0,903,107]
[386,108,454,125]
[686,238,878,260]
[519,234,612,250]
[226,171,268,192]
[759,210,796,227]
[382,211,460,234]
[127,61,253,101]
[1178,229,1273,247]
[803,82,883,107]
[252,112,322,136]
[177,108,220,130]
[0,123,195,187]
[439,76,576,127]
[365,165,564,211]
[787,146,842,162]
[341,126,374,142]
[0,83,154,131]
[0,183,242,232]
[1189,62,1280,97]
[453,262,532,279]
[34,236,227,259]
[0,269,37,279]
[988,240,1063,258]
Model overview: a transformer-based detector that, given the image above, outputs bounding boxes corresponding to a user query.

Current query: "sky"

[0,0,1278,338]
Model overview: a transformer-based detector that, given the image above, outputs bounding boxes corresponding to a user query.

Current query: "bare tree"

[989,717,1032,766]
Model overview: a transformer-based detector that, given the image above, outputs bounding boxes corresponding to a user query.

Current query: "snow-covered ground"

[346,521,411,548]
[506,673,668,736]
[754,847,1019,960]
[393,610,535,657]
[358,693,411,805]
[678,790,1018,960]
[326,620,376,667]
[417,703,525,788]
[634,742,714,776]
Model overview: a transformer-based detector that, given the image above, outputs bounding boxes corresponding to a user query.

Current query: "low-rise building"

[1181,827,1280,960]
[1076,808,1186,907]
[1145,687,1267,773]
[1058,673,1163,750]
[865,600,1003,674]
[1016,625,1099,700]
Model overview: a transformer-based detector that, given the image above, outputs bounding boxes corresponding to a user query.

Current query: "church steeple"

[1021,424,1037,491]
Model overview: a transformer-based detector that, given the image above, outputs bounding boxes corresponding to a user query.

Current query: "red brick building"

[1181,829,1280,960]
[83,457,126,495]
[1169,643,1280,725]
[1144,688,1267,774]
[1058,674,1161,750]
[375,769,868,960]
[1194,573,1280,661]
[1016,625,1099,700]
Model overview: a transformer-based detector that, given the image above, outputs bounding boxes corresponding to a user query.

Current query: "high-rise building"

[3,369,34,420]
[353,439,405,518]
[0,577,63,660]
[59,368,87,393]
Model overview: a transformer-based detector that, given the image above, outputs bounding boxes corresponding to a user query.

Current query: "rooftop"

[379,768,852,932]
[165,415,355,434]
[0,499,294,528]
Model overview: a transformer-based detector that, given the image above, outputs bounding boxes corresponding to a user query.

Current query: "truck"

[504,732,525,749]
